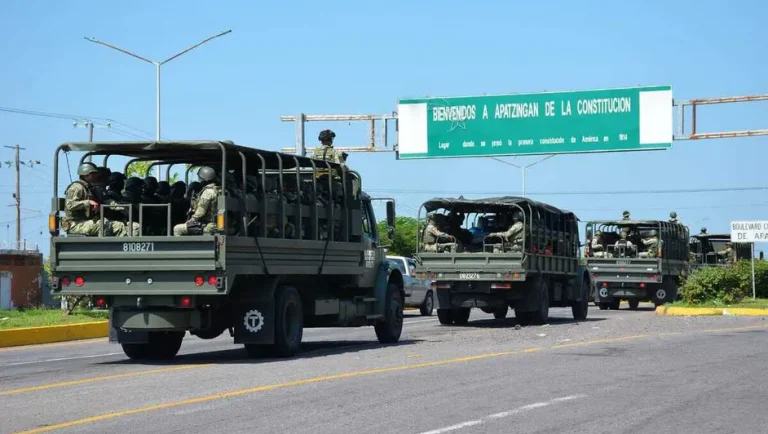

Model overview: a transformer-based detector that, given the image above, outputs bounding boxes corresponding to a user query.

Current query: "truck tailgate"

[586,258,662,283]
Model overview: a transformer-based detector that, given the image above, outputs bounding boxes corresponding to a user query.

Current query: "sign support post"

[730,220,767,300]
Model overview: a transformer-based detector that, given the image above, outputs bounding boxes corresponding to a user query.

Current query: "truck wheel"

[529,278,550,325]
[273,285,304,357]
[437,309,454,325]
[493,305,508,319]
[571,278,589,321]
[420,291,434,316]
[375,283,404,344]
[598,302,609,310]
[609,299,621,310]
[628,299,640,310]
[453,308,471,325]
[121,331,184,361]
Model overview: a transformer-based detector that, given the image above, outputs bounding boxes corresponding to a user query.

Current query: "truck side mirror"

[386,200,396,228]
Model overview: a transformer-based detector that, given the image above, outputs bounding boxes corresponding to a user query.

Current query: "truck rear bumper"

[596,282,659,301]
[52,270,226,296]
[112,308,203,331]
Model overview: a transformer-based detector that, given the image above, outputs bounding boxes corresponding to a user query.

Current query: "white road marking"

[418,394,587,434]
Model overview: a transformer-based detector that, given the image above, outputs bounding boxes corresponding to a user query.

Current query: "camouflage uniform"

[311,130,347,181]
[422,215,458,252]
[613,231,635,257]
[718,243,735,264]
[62,164,130,237]
[591,232,607,257]
[174,183,220,235]
[640,230,659,258]
[489,212,524,251]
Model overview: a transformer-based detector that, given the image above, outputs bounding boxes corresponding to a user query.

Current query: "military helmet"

[649,229,658,237]
[109,172,125,183]
[595,230,603,236]
[670,211,677,218]
[197,166,216,183]
[511,210,523,222]
[77,162,99,176]
[157,181,171,196]
[143,176,158,189]
[622,210,630,217]
[124,176,144,192]
[318,129,336,143]
[97,166,111,178]
[700,227,707,234]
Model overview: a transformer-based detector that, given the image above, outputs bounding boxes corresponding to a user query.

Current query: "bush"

[680,260,768,305]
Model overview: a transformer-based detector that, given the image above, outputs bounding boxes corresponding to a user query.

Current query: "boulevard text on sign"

[730,221,768,242]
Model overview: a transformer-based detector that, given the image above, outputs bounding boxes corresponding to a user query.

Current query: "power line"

[3,145,40,244]
[366,185,768,197]
[0,106,155,140]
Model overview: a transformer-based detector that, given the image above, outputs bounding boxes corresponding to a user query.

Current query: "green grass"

[0,308,108,330]
[669,298,768,309]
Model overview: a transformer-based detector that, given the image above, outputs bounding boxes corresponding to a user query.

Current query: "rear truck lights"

[48,214,58,235]
[194,276,205,286]
[60,276,71,287]
[95,296,106,308]
[195,274,221,287]
[179,296,192,308]
[639,283,646,288]
[208,275,217,286]
[75,276,85,287]
[602,282,608,288]
[491,282,512,290]
[216,211,225,231]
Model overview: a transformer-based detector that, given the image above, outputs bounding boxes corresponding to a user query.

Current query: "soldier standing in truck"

[488,210,524,251]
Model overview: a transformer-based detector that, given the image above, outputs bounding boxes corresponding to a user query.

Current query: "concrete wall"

[0,251,43,307]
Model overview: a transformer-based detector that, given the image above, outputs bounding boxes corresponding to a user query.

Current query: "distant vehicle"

[585,218,690,309]
[689,229,751,269]
[386,255,433,316]
[414,196,592,326]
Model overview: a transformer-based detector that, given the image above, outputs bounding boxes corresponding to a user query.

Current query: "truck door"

[359,199,382,287]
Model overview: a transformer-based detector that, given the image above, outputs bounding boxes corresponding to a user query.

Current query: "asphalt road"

[2,305,767,434]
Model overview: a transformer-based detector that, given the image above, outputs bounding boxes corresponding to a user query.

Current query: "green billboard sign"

[396,85,673,159]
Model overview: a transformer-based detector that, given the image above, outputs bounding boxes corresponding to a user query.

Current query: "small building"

[0,241,44,309]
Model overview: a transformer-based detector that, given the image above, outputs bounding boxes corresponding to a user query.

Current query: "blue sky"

[1,0,767,257]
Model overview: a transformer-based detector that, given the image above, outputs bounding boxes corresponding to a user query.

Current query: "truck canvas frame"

[48,140,402,360]
[414,196,592,326]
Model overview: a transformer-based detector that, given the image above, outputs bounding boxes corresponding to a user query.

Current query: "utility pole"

[3,145,40,247]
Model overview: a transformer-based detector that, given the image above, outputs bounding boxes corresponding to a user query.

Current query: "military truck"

[413,197,592,326]
[48,140,403,360]
[585,218,689,309]
[689,229,751,269]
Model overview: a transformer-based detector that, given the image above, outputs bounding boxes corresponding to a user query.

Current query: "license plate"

[123,242,155,252]
[459,272,479,279]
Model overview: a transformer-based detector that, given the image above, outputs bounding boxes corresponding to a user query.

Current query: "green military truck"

[413,197,592,326]
[585,218,690,309]
[48,140,403,360]
[689,229,751,269]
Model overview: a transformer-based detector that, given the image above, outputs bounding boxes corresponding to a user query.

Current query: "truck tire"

[437,309,454,325]
[571,278,589,321]
[420,291,434,316]
[609,299,621,310]
[375,283,404,344]
[628,299,640,310]
[598,302,609,310]
[453,308,471,325]
[493,305,508,319]
[121,331,184,361]
[529,277,550,325]
[272,285,303,357]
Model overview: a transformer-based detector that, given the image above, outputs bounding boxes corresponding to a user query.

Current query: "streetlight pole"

[84,30,232,178]
[491,155,555,198]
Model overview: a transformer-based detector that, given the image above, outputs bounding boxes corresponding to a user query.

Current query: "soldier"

[613,230,635,257]
[717,242,735,264]
[106,172,126,202]
[61,162,130,236]
[311,129,346,167]
[174,166,220,236]
[488,210,524,251]
[640,229,659,258]
[591,231,606,257]
[155,181,172,202]
[669,211,679,224]
[422,214,458,252]
[142,176,161,204]
[699,227,707,235]
[622,210,630,221]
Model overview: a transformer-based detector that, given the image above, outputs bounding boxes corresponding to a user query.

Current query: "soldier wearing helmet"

[311,129,347,172]
[622,210,630,221]
[669,211,679,224]
[590,230,606,257]
[174,166,221,236]
[421,213,458,252]
[640,229,659,258]
[489,210,524,251]
[718,242,735,264]
[62,162,130,236]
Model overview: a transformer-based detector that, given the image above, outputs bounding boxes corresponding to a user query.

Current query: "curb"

[655,306,768,317]
[0,321,109,348]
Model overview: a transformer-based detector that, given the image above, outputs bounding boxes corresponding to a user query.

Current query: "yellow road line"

[0,364,212,397]
[14,323,768,434]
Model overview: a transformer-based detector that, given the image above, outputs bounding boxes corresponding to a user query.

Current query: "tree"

[377,216,421,258]
[124,161,182,183]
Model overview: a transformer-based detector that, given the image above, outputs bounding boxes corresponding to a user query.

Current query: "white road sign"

[730,220,768,243]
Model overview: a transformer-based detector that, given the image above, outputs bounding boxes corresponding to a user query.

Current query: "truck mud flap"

[233,300,275,345]
[109,314,149,344]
